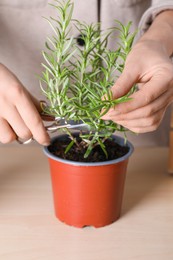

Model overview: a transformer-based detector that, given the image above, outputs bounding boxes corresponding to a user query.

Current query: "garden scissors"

[17,100,90,145]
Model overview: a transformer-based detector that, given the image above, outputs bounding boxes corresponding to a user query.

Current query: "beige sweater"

[0,0,173,146]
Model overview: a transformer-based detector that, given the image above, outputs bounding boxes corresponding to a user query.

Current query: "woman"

[0,0,173,146]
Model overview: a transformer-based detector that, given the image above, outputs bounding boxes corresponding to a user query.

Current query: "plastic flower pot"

[44,134,134,228]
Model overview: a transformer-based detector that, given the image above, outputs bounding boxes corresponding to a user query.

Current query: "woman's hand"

[0,64,50,145]
[102,10,173,133]
[102,40,173,133]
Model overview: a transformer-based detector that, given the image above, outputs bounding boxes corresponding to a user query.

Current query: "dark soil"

[48,136,129,163]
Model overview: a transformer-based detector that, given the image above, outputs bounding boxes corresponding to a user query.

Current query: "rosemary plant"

[40,0,137,158]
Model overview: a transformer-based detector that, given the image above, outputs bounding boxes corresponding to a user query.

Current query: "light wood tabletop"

[0,144,173,260]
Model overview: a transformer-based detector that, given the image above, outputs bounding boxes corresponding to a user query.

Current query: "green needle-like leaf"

[40,0,137,158]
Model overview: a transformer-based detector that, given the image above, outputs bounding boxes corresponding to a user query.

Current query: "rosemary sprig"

[40,0,137,158]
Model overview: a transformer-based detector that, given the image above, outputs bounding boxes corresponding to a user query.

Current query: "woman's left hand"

[102,39,173,133]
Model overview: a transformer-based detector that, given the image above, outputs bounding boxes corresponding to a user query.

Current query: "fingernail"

[102,110,120,120]
[109,108,120,116]
[102,113,112,120]
[102,116,111,120]
[43,140,51,146]
[43,143,50,146]
[112,111,120,116]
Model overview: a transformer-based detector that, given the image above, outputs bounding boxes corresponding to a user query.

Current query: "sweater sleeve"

[138,0,173,37]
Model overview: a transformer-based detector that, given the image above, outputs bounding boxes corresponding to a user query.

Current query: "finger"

[126,125,161,134]
[29,94,43,113]
[24,95,55,121]
[4,105,32,140]
[115,108,166,133]
[103,86,173,121]
[111,66,139,99]
[0,118,16,144]
[15,91,50,145]
[31,96,42,112]
[103,76,169,119]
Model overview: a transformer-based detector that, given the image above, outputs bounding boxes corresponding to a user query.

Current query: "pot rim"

[43,134,134,166]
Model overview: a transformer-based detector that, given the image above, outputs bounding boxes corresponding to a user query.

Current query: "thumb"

[111,67,138,99]
[22,87,42,113]
[29,95,42,113]
[24,91,52,121]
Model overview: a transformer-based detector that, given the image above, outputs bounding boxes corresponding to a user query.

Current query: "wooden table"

[0,144,173,260]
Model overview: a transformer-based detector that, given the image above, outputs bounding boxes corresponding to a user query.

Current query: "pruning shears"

[17,100,90,145]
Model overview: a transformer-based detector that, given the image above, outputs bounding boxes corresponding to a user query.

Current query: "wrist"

[136,38,169,58]
[139,10,173,57]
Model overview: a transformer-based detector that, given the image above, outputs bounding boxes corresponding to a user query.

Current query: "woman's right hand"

[0,64,50,145]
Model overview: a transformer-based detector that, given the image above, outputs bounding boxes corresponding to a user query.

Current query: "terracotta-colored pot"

[44,134,134,228]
